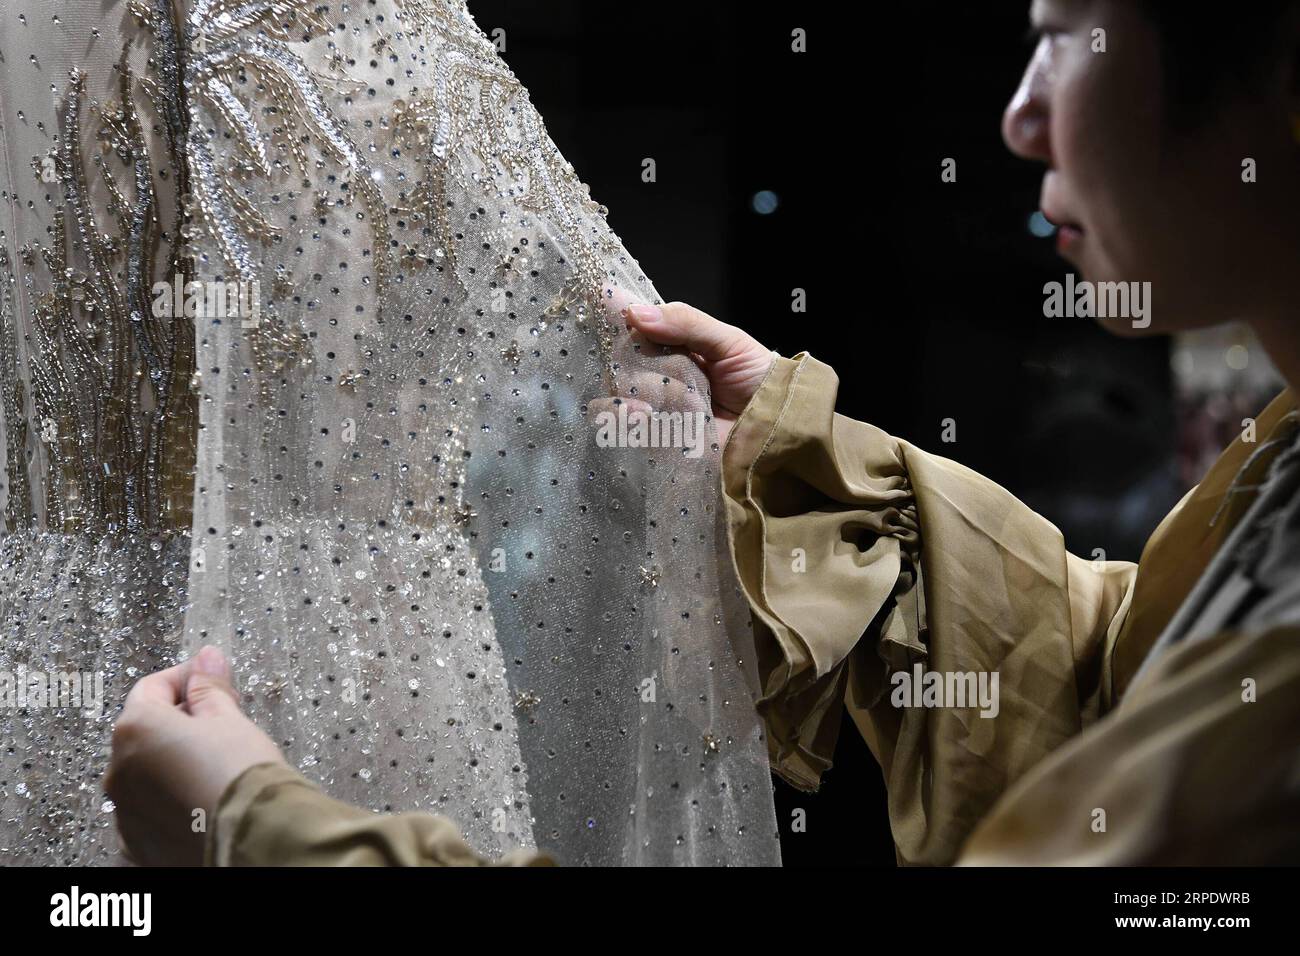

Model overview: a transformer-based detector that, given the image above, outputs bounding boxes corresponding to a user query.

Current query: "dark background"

[474,0,1183,866]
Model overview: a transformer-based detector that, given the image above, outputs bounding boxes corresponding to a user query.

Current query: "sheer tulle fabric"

[0,0,779,865]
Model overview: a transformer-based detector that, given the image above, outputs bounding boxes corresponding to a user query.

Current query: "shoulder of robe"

[1110,388,1297,698]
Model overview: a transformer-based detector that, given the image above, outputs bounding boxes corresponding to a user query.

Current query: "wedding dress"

[0,0,779,865]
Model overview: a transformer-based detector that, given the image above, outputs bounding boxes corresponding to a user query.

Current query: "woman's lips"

[1056,223,1083,254]
[1041,208,1084,254]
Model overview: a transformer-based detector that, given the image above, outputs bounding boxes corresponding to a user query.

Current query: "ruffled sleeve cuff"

[722,352,925,791]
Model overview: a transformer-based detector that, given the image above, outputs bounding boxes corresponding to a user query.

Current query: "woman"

[0,0,780,865]
[108,0,1300,865]
[651,0,1300,864]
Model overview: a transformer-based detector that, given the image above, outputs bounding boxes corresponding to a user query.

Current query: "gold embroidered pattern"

[3,3,196,534]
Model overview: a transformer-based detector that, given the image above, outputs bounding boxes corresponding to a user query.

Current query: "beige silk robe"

[207,352,1300,866]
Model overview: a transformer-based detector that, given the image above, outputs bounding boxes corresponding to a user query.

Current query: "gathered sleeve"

[207,762,552,867]
[722,352,1137,865]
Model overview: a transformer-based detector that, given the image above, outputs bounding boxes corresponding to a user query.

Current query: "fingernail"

[193,645,228,677]
[625,304,663,325]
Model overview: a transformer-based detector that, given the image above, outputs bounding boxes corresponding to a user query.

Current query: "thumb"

[623,302,747,363]
[183,645,241,718]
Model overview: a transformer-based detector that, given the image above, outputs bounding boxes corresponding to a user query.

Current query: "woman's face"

[1002,0,1297,336]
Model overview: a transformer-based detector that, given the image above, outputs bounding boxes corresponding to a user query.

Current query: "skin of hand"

[105,645,288,866]
[604,289,774,448]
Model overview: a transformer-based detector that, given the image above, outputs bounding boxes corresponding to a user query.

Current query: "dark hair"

[1134,0,1293,126]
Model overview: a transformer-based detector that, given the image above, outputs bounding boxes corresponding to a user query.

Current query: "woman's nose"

[1002,44,1053,164]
